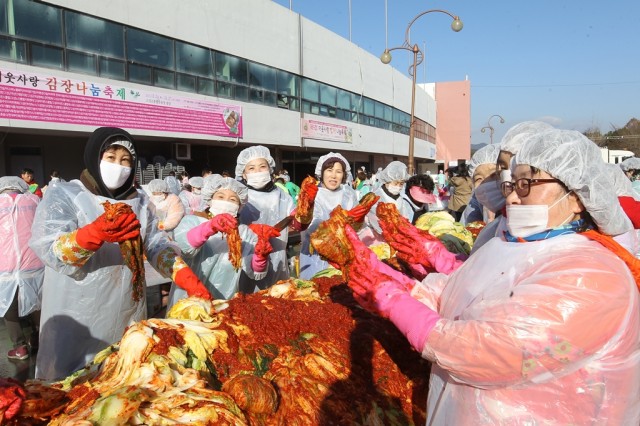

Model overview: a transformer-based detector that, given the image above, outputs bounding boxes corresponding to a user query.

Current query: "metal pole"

[348,0,352,42]
[408,45,418,175]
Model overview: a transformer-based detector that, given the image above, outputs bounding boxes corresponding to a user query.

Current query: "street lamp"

[480,114,505,144]
[380,9,463,175]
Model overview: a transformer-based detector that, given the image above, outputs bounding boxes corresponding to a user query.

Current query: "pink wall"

[435,80,471,167]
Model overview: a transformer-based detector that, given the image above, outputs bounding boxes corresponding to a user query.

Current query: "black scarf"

[81,127,138,200]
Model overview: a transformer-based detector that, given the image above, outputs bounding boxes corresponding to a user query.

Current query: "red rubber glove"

[343,226,416,317]
[0,378,26,422]
[346,204,370,223]
[379,211,463,275]
[249,224,281,273]
[346,194,379,226]
[385,231,463,275]
[249,224,281,257]
[173,267,211,299]
[295,177,319,225]
[76,212,140,251]
[187,214,238,248]
[210,213,238,234]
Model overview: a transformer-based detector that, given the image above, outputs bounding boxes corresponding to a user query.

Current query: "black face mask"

[83,127,138,200]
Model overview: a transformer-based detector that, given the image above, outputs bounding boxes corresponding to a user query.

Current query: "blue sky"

[271,0,640,146]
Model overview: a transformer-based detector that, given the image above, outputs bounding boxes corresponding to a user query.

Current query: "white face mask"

[100,160,132,190]
[209,199,240,217]
[506,191,573,238]
[246,171,272,189]
[192,188,201,195]
[475,181,505,213]
[150,195,166,204]
[386,184,403,196]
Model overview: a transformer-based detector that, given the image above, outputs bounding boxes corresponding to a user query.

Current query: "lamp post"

[380,9,463,175]
[480,114,505,144]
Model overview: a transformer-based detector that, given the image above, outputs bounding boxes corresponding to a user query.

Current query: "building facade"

[0,0,470,183]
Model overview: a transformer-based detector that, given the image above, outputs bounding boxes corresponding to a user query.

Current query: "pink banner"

[0,69,242,137]
[301,118,352,143]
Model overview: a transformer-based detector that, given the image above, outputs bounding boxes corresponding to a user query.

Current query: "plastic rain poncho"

[299,153,358,279]
[365,161,413,237]
[0,177,43,318]
[167,216,258,305]
[29,128,182,381]
[462,144,502,225]
[408,127,640,424]
[164,176,181,195]
[236,148,294,292]
[180,176,204,214]
[167,175,256,304]
[148,180,184,232]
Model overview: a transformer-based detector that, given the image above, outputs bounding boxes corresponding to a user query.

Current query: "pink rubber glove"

[375,283,441,352]
[186,214,237,248]
[343,226,417,315]
[251,254,268,273]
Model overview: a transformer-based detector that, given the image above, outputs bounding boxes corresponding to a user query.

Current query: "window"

[67,50,96,74]
[337,89,351,110]
[363,98,374,116]
[176,41,213,77]
[197,78,214,96]
[128,63,151,84]
[216,81,233,99]
[1,0,62,45]
[177,73,196,92]
[277,70,299,97]
[154,69,174,89]
[31,44,63,69]
[126,28,174,69]
[249,62,276,91]
[302,78,319,102]
[0,37,26,62]
[65,11,124,58]
[215,52,247,84]
[99,57,125,80]
[319,84,336,107]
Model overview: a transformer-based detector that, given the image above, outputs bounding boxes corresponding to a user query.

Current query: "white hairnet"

[515,128,631,236]
[235,145,276,179]
[377,161,410,184]
[604,163,639,200]
[314,152,351,177]
[500,121,554,155]
[620,157,640,172]
[188,176,204,189]
[0,176,28,193]
[164,176,181,195]
[469,144,501,177]
[201,174,249,205]
[148,179,168,193]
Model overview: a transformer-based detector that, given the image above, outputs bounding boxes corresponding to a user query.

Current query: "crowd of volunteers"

[0,122,638,423]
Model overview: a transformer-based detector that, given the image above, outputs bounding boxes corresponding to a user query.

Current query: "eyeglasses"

[501,178,562,198]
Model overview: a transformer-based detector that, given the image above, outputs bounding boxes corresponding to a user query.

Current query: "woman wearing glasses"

[339,127,640,424]
[470,121,554,254]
